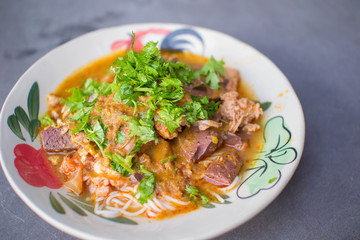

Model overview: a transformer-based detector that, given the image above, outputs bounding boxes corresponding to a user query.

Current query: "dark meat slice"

[178,126,223,163]
[41,127,77,153]
[204,149,243,187]
[223,132,248,151]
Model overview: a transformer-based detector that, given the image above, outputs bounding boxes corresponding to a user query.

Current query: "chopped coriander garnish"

[136,165,156,204]
[156,104,184,134]
[185,184,211,205]
[116,131,126,144]
[126,116,157,152]
[194,56,225,90]
[39,113,55,127]
[84,120,108,156]
[64,34,223,153]
[184,96,220,125]
[106,152,134,176]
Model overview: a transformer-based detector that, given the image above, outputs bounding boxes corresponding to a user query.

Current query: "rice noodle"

[221,176,240,191]
[164,195,189,205]
[158,199,176,210]
[109,191,121,197]
[120,199,132,210]
[94,203,122,218]
[120,186,134,192]
[146,210,158,218]
[111,198,125,206]
[146,200,162,213]
[152,197,167,211]
[106,205,146,217]
[122,193,139,202]
[209,191,225,203]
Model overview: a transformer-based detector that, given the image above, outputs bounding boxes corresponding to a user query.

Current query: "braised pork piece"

[39,41,264,219]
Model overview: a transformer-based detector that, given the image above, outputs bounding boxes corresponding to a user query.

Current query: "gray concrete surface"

[1,0,359,239]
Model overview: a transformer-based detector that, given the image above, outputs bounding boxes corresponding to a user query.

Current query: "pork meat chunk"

[219,91,263,132]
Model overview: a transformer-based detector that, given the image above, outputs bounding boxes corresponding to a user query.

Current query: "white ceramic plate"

[0,23,305,240]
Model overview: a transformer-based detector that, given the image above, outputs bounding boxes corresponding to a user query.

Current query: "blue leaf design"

[160,28,204,52]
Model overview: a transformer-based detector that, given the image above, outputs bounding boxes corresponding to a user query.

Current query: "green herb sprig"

[136,165,156,204]
[185,184,211,205]
[194,56,225,90]
[106,152,134,176]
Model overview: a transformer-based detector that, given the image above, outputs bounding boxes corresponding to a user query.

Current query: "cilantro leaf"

[157,104,184,134]
[39,113,55,127]
[84,120,108,155]
[126,116,157,151]
[69,107,93,121]
[136,166,156,204]
[164,61,194,85]
[185,184,211,205]
[194,56,225,90]
[116,131,126,144]
[184,96,220,125]
[106,152,134,176]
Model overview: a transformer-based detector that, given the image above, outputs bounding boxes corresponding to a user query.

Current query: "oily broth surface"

[49,49,263,218]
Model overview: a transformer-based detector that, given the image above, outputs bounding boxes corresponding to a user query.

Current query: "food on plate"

[40,36,264,219]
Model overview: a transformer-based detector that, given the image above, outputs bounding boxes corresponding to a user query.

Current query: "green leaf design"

[28,82,39,121]
[7,115,25,141]
[237,116,297,199]
[8,82,41,141]
[214,200,232,205]
[49,192,65,214]
[105,216,138,225]
[221,194,230,199]
[14,106,30,131]
[260,101,272,111]
[70,199,93,211]
[255,101,272,111]
[29,119,41,141]
[202,203,216,208]
[58,193,87,216]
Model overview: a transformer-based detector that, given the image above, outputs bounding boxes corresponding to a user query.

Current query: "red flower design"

[111,28,171,52]
[14,144,62,189]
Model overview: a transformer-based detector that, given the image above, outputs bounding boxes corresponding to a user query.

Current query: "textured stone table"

[0,0,359,239]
